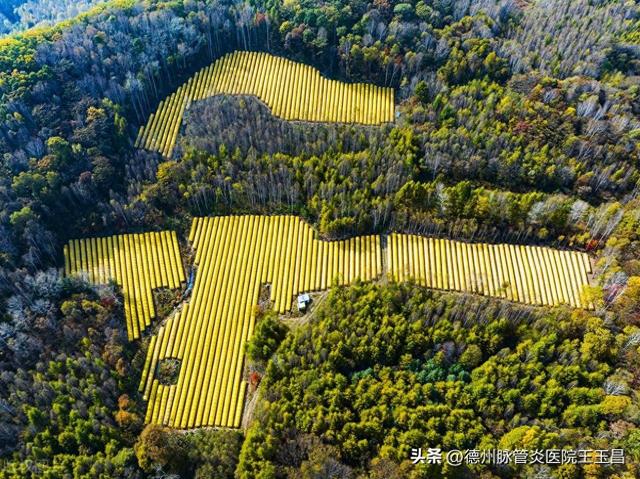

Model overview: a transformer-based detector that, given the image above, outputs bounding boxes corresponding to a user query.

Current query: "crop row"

[387,233,592,308]
[63,232,185,339]
[134,51,395,157]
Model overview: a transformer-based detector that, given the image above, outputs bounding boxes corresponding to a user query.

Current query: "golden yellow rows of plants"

[140,215,382,428]
[63,232,185,340]
[387,233,592,308]
[134,51,395,157]
[64,218,592,430]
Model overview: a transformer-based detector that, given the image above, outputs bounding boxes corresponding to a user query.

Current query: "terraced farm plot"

[139,215,382,428]
[63,232,185,340]
[387,233,592,308]
[135,51,395,157]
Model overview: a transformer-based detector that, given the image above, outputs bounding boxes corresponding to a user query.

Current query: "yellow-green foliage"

[600,395,631,416]
[135,51,395,157]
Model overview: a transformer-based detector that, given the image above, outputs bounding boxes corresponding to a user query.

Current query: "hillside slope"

[0,0,105,36]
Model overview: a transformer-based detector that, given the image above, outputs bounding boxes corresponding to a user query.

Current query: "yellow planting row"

[134,51,395,157]
[140,215,382,429]
[63,232,185,340]
[387,233,592,308]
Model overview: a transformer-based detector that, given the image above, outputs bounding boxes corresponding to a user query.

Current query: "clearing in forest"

[139,215,382,429]
[387,233,592,309]
[134,51,395,157]
[63,232,185,340]
[63,216,592,429]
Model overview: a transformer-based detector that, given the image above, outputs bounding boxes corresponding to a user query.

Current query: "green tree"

[246,312,289,363]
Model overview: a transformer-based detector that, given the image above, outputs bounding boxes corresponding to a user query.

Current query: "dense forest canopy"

[238,282,639,478]
[0,0,639,477]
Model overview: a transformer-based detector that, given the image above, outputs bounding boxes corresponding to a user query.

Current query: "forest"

[0,0,106,36]
[0,0,639,477]
[238,282,639,478]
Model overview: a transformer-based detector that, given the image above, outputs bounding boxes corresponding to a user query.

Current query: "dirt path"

[380,234,389,283]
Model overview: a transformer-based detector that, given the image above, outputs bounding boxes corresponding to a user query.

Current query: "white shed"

[297,293,311,311]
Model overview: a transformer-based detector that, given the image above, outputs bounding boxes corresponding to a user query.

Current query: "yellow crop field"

[135,51,395,157]
[139,215,382,429]
[63,219,592,430]
[387,233,592,308]
[63,232,185,340]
